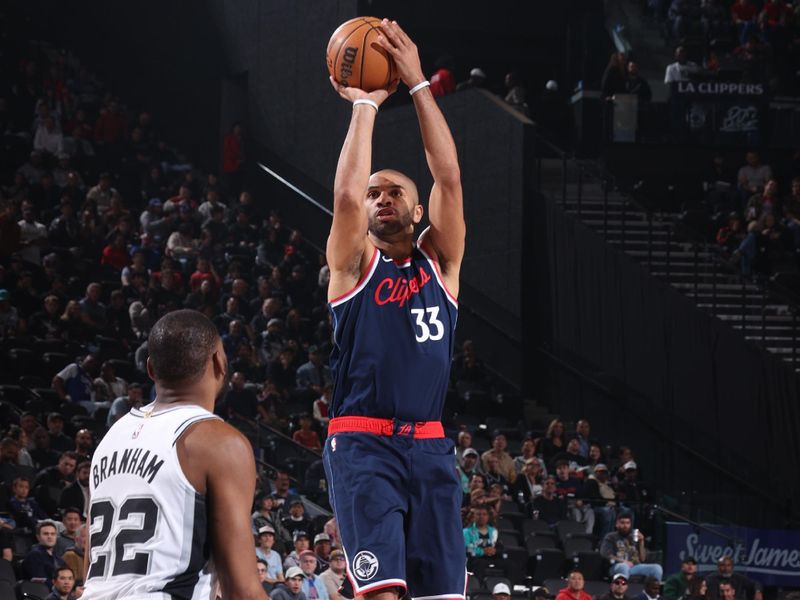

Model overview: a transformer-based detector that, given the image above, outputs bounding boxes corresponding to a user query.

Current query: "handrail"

[652,504,740,547]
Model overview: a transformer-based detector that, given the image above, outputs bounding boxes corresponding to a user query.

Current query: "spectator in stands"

[299,550,329,598]
[665,46,700,86]
[583,463,618,535]
[60,524,85,587]
[540,418,567,463]
[531,476,567,526]
[455,430,473,464]
[456,68,488,91]
[17,207,48,266]
[738,152,772,203]
[292,414,321,450]
[430,56,456,97]
[664,556,698,600]
[504,72,529,116]
[313,533,332,573]
[483,455,511,493]
[554,460,594,533]
[22,520,65,579]
[93,360,127,404]
[59,460,90,516]
[45,565,78,600]
[319,548,346,600]
[257,559,272,594]
[634,577,664,600]
[33,115,64,156]
[34,451,78,500]
[746,178,781,221]
[9,477,46,530]
[668,0,703,39]
[731,0,759,45]
[572,419,593,458]
[0,288,20,336]
[458,448,482,494]
[73,430,93,463]
[556,571,593,600]
[463,505,498,579]
[602,52,628,99]
[282,498,313,541]
[46,414,73,453]
[624,62,652,106]
[271,470,296,508]
[223,371,258,421]
[312,384,331,429]
[599,574,632,600]
[54,507,82,557]
[705,556,762,600]
[86,172,121,217]
[493,583,512,600]
[28,295,63,340]
[283,531,311,571]
[481,432,516,483]
[272,567,307,600]
[296,345,332,395]
[222,122,246,195]
[601,512,663,581]
[511,457,543,505]
[255,525,284,588]
[107,381,144,425]
[514,436,545,475]
[616,461,652,525]
[717,213,746,253]
[30,427,59,470]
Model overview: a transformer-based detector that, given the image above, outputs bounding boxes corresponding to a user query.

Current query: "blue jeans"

[611,562,664,581]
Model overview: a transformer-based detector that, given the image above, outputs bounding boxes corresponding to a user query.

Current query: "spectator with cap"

[313,533,332,573]
[481,432,517,483]
[583,463,618,535]
[556,571,593,600]
[319,548,346,600]
[107,382,145,426]
[633,577,664,600]
[271,566,307,600]
[600,512,663,581]
[256,525,285,588]
[599,574,633,600]
[705,556,762,600]
[457,448,481,494]
[664,557,698,600]
[299,550,330,600]
[616,460,652,525]
[282,497,313,539]
[493,582,512,600]
[554,460,594,534]
[456,68,488,91]
[284,531,311,570]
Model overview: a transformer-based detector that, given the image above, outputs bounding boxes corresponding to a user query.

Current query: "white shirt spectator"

[33,125,64,155]
[17,218,48,265]
[197,199,228,221]
[664,60,699,83]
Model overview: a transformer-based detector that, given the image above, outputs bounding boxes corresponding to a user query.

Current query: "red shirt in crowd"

[189,270,221,293]
[430,68,456,97]
[762,1,791,26]
[556,589,593,600]
[223,132,243,174]
[100,244,130,271]
[731,1,759,22]
[94,110,128,143]
[292,429,321,450]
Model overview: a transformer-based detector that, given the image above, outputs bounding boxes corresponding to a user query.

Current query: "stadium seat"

[0,402,20,426]
[15,579,50,599]
[583,580,610,598]
[562,537,594,556]
[7,349,36,377]
[42,352,72,376]
[17,376,47,389]
[556,520,590,542]
[627,583,644,597]
[0,558,15,585]
[0,581,13,600]
[522,518,556,538]
[466,575,483,595]
[502,547,528,584]
[0,386,31,409]
[498,531,522,549]
[11,533,34,559]
[529,548,565,584]
[526,535,557,552]
[568,551,605,581]
[106,359,138,382]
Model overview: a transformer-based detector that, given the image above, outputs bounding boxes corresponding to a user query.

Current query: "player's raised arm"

[377,20,465,286]
[327,77,397,299]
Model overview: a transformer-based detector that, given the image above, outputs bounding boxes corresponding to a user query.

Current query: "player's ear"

[211,348,226,379]
[146,357,155,380]
[413,203,423,224]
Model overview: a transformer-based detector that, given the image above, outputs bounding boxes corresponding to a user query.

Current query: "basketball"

[326,16,396,92]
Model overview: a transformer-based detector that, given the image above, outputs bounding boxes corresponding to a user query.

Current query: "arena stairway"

[537,159,800,372]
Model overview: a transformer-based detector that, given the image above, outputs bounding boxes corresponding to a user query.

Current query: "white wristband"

[409,80,431,96]
[352,99,379,112]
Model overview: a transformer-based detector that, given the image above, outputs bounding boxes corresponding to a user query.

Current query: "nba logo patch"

[331,437,337,452]
[352,550,379,581]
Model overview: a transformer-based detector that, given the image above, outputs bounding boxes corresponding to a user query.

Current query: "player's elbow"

[436,166,461,189]
[333,190,363,210]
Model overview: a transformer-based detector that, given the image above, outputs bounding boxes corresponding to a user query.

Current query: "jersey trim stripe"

[173,415,221,446]
[416,234,458,308]
[329,247,380,308]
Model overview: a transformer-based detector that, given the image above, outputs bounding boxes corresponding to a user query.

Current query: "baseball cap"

[288,496,304,507]
[148,198,162,207]
[314,533,330,544]
[623,460,638,470]
[285,566,305,579]
[267,318,282,328]
[470,67,487,79]
[299,549,316,559]
[594,463,608,471]
[493,583,511,596]
[292,530,309,542]
[258,525,275,535]
[683,556,698,564]
[613,574,628,583]
[0,289,8,301]
[463,448,479,458]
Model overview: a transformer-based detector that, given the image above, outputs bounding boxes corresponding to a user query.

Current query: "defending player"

[325,19,466,600]
[82,310,266,600]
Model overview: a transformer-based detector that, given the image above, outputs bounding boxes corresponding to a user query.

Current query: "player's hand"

[376,19,426,89]
[329,76,398,106]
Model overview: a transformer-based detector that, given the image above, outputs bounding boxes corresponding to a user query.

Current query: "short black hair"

[148,309,220,385]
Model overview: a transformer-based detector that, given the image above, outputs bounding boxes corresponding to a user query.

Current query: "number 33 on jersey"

[328,242,458,423]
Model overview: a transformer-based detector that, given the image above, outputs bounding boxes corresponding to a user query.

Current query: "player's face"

[365,173,421,237]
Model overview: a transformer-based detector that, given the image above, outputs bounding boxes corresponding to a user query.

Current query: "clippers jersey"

[83,402,220,600]
[328,239,458,422]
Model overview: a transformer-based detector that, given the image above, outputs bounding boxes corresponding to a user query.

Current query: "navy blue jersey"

[328,238,458,422]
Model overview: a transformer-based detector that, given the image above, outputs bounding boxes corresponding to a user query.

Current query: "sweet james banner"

[666,522,800,586]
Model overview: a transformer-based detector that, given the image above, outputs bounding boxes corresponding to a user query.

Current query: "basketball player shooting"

[325,18,467,600]
[82,310,267,600]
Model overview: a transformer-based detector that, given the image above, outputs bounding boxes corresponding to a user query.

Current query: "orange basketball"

[326,17,396,92]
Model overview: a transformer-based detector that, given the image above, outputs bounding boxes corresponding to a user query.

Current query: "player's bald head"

[369,169,419,206]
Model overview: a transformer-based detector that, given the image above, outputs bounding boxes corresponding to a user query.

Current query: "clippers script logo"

[352,550,379,581]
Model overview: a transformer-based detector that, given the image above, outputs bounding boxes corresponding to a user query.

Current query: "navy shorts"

[323,430,466,598]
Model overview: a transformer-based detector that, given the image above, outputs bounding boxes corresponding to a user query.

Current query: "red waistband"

[328,416,444,439]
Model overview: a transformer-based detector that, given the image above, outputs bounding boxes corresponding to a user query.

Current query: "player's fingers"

[380,18,404,47]
[391,20,412,46]
[388,78,400,94]
[375,35,398,54]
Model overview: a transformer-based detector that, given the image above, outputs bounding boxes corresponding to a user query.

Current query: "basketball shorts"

[323,429,467,598]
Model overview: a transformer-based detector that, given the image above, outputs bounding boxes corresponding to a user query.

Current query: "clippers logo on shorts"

[352,550,379,581]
